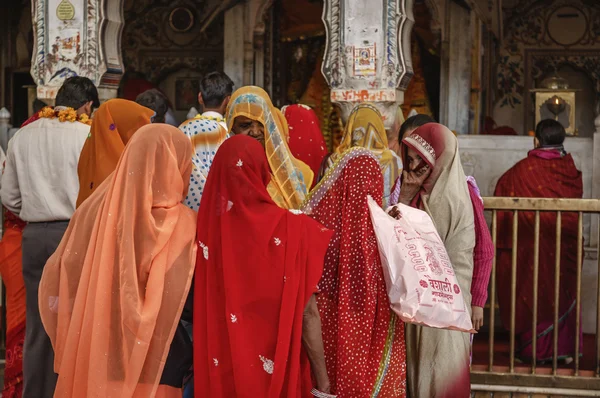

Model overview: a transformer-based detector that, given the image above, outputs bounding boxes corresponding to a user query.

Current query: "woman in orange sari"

[39,125,197,397]
[76,98,154,207]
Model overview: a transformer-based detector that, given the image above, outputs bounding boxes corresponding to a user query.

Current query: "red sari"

[0,210,26,398]
[0,111,37,397]
[302,147,406,397]
[282,104,328,188]
[193,135,333,397]
[495,148,583,361]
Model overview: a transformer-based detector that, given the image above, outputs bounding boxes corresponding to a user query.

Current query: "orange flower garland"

[39,106,92,126]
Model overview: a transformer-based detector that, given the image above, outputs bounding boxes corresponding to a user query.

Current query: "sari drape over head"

[226,86,313,209]
[494,148,583,361]
[301,147,406,397]
[179,118,228,211]
[401,123,475,398]
[39,125,197,397]
[76,98,154,207]
[281,104,328,188]
[328,103,402,207]
[193,135,332,397]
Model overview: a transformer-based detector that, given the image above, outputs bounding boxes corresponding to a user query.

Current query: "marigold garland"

[39,106,93,126]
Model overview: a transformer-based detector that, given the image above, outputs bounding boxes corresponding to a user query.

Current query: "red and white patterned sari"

[302,147,407,398]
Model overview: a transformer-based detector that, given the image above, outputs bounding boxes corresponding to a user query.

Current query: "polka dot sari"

[302,147,407,397]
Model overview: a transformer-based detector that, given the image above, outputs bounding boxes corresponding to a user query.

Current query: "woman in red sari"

[194,135,333,397]
[301,147,407,397]
[281,104,328,188]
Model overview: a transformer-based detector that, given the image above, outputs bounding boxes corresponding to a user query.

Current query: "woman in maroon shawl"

[193,135,333,397]
[301,147,406,397]
[495,119,583,362]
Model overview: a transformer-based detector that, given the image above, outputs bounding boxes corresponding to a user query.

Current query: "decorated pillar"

[321,0,415,130]
[30,0,125,103]
[224,0,272,88]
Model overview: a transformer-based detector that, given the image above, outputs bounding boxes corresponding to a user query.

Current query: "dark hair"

[535,119,566,146]
[135,89,168,123]
[200,72,234,108]
[55,76,100,110]
[399,114,435,141]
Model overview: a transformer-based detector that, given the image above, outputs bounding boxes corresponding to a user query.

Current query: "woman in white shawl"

[397,123,475,397]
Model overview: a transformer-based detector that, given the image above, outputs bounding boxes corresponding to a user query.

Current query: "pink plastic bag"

[367,196,475,333]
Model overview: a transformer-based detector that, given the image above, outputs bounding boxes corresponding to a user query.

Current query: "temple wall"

[493,0,600,137]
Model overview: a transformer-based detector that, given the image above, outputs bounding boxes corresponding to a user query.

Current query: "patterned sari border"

[301,147,377,213]
[371,313,396,398]
[516,299,577,359]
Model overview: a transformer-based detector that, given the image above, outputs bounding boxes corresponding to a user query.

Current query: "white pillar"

[439,1,472,133]
[224,4,245,89]
[224,0,272,88]
[591,115,600,247]
[30,0,125,102]
[321,0,415,130]
[0,107,10,153]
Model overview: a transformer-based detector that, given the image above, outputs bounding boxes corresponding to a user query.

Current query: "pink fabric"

[528,148,563,160]
[467,181,493,307]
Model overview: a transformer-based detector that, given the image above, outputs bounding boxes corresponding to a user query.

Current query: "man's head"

[198,72,234,115]
[535,119,566,148]
[400,114,435,141]
[55,77,100,117]
[135,89,168,123]
[231,116,265,147]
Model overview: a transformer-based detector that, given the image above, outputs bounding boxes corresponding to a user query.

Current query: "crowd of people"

[0,70,583,398]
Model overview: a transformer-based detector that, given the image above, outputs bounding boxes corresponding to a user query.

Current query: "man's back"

[495,151,582,200]
[1,117,90,222]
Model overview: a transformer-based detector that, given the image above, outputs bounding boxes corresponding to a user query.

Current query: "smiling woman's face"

[232,116,265,147]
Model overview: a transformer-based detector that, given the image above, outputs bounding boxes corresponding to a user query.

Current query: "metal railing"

[471,197,600,397]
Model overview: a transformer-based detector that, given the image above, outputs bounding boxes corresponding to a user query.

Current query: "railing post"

[0,107,10,153]
[591,114,600,247]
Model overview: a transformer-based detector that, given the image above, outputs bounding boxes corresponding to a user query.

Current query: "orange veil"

[76,99,154,207]
[39,124,197,397]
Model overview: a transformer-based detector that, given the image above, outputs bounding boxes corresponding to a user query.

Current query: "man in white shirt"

[1,76,99,398]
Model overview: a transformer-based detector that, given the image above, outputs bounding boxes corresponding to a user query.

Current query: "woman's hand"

[471,305,484,331]
[302,295,330,393]
[388,206,401,220]
[398,166,431,205]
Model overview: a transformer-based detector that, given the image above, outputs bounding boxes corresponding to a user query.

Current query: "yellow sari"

[329,103,403,207]
[226,86,313,209]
